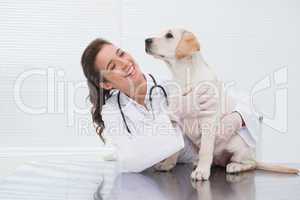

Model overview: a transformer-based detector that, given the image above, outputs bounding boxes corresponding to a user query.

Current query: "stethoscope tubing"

[117,74,168,134]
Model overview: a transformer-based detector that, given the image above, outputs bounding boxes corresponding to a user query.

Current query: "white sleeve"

[227,87,262,146]
[101,102,139,171]
[101,97,184,173]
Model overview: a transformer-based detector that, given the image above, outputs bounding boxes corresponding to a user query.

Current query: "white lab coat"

[101,74,185,172]
[227,86,261,148]
[101,74,260,172]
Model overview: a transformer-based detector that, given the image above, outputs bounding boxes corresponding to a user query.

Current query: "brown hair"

[81,38,112,142]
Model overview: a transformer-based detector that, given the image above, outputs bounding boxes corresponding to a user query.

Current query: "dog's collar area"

[151,53,166,59]
[157,54,166,58]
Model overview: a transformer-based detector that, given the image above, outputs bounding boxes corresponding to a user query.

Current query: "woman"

[80,38,258,172]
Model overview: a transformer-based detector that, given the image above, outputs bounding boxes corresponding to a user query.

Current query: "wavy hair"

[81,38,112,142]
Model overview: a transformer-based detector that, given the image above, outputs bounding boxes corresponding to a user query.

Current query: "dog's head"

[145,28,200,60]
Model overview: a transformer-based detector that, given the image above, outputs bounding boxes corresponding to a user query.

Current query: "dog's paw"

[154,160,176,172]
[226,163,240,173]
[226,162,256,174]
[191,165,211,181]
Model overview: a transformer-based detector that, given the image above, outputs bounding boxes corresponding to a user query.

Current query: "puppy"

[145,28,300,180]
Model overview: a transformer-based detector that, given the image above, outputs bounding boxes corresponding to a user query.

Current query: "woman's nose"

[112,57,133,71]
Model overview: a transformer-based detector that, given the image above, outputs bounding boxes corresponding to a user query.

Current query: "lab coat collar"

[111,73,156,108]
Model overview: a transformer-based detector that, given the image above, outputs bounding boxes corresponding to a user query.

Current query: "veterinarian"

[80,38,260,172]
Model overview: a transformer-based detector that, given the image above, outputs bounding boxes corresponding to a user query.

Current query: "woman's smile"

[125,64,136,78]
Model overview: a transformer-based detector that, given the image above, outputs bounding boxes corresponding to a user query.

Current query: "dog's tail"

[255,162,300,174]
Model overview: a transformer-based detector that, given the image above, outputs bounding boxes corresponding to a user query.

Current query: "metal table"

[0,161,299,200]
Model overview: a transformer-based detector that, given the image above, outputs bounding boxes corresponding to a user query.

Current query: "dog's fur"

[145,28,299,180]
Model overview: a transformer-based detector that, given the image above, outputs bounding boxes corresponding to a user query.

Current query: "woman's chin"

[130,67,143,81]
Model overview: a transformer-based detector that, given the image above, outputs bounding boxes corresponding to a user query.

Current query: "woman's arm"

[100,98,184,173]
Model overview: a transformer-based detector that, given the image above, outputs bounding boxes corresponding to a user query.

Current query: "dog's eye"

[165,32,174,39]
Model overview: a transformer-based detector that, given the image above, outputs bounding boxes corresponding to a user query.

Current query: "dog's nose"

[145,38,153,45]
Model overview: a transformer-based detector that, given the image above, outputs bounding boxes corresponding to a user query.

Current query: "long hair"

[81,38,112,142]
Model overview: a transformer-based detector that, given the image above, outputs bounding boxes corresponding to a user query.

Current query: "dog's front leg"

[191,119,216,181]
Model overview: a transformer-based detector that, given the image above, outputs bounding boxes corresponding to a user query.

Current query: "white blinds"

[0,0,122,148]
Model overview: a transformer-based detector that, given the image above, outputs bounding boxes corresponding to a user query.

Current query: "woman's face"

[95,44,145,93]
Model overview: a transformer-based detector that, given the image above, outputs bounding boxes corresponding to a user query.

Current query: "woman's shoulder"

[102,90,119,114]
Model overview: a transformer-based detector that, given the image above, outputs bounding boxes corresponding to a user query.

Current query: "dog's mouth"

[145,47,166,58]
[145,46,151,54]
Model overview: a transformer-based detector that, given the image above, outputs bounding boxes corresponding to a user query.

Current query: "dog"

[145,28,300,180]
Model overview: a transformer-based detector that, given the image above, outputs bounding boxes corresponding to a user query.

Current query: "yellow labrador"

[145,28,299,180]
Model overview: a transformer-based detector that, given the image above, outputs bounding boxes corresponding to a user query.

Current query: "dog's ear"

[175,31,200,59]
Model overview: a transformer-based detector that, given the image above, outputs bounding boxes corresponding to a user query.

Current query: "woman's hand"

[216,111,244,143]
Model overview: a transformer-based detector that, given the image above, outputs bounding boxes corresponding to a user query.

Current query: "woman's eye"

[165,32,173,39]
[111,64,116,70]
[120,51,125,57]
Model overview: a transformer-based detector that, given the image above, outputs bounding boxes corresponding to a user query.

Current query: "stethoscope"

[117,74,168,134]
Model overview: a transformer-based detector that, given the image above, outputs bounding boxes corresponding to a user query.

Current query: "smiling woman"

[93,40,147,105]
[81,38,154,144]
